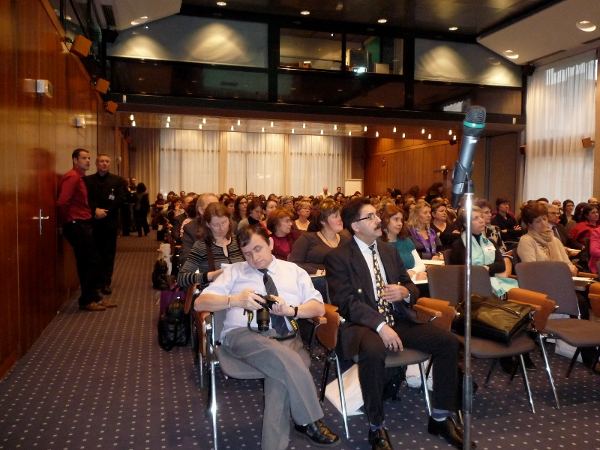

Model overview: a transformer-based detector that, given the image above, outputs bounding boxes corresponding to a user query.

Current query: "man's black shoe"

[101,286,112,295]
[368,427,393,450]
[294,420,340,446]
[523,353,537,371]
[428,416,476,449]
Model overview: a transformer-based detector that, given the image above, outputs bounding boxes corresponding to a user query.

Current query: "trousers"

[63,220,99,305]
[223,328,323,450]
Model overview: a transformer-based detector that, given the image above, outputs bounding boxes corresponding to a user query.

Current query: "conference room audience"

[569,203,600,246]
[294,200,312,232]
[560,199,575,230]
[491,198,523,246]
[430,199,459,249]
[232,195,248,223]
[406,200,443,260]
[288,199,349,274]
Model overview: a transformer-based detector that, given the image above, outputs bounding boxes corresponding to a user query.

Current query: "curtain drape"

[288,135,347,196]
[524,51,597,202]
[148,129,347,196]
[128,128,160,200]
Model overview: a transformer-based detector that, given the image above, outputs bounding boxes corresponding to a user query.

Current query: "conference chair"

[427,265,538,412]
[200,308,326,450]
[515,261,600,380]
[316,303,439,438]
[184,283,206,385]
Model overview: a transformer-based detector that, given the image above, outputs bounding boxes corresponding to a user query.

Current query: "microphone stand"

[462,181,474,450]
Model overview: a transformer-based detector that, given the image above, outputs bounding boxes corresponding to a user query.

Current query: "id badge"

[108,194,115,201]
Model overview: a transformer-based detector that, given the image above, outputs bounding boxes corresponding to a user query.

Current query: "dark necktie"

[552,226,560,240]
[369,243,395,326]
[258,268,289,336]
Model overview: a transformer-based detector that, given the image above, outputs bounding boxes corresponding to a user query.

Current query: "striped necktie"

[369,243,395,326]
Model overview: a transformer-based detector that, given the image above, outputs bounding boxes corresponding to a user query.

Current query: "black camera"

[256,294,277,331]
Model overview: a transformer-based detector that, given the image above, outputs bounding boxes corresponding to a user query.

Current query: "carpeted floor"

[1,232,599,450]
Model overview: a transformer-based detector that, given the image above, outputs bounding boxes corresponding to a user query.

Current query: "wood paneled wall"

[0,0,117,377]
[364,137,460,197]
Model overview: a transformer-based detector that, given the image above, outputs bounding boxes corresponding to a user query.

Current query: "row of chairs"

[188,262,600,449]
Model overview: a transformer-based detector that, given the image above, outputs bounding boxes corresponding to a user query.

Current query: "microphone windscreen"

[464,106,486,126]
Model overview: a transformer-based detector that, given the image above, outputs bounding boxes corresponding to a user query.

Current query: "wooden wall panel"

[0,0,116,377]
[364,137,459,197]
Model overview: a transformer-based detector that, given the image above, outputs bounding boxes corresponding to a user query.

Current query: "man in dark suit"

[325,198,470,450]
[547,204,582,255]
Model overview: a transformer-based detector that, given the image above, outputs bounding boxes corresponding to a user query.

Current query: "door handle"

[32,208,50,235]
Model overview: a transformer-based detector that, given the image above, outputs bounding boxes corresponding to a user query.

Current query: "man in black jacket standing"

[84,154,127,299]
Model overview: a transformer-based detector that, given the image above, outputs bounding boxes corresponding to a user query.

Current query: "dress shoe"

[294,420,340,446]
[428,416,476,449]
[523,353,537,371]
[99,299,117,308]
[80,302,106,312]
[100,286,112,295]
[368,427,393,450]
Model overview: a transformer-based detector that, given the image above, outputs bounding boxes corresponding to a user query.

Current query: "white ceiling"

[97,0,182,30]
[478,0,600,65]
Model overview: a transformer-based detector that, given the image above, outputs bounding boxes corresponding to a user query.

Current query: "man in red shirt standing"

[57,148,105,311]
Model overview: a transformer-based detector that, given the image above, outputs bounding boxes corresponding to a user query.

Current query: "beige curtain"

[128,128,161,201]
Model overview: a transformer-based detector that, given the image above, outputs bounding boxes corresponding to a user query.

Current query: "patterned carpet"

[1,232,599,450]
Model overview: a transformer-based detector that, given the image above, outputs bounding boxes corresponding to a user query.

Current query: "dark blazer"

[181,217,202,262]
[325,237,419,356]
[552,223,583,250]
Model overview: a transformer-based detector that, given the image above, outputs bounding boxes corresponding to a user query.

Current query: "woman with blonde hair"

[294,200,312,232]
[405,200,443,260]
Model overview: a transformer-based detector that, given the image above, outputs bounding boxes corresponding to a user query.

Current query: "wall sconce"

[69,34,92,57]
[105,101,118,114]
[582,137,595,148]
[95,78,110,94]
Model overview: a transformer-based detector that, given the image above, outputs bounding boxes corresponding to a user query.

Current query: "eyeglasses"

[355,212,378,223]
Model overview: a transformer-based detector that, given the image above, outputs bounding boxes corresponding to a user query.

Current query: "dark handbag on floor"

[158,288,188,351]
[452,295,533,344]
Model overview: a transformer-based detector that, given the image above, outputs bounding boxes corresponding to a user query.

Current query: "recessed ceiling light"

[448,129,453,135]
[377,18,387,24]
[421,128,425,134]
[270,121,274,127]
[576,20,597,32]
[199,124,203,129]
[131,121,136,127]
[166,123,170,128]
[333,124,337,130]
[300,10,310,16]
[129,114,134,121]
[504,49,519,59]
[167,116,171,122]
[216,1,227,6]
[348,131,352,136]
[448,26,458,31]
[230,125,234,131]
[202,118,207,124]
[237,119,241,126]
[428,133,432,139]
[375,131,379,137]
[392,127,396,133]
[303,123,306,129]
[261,127,265,132]
[363,126,368,132]
[402,132,406,138]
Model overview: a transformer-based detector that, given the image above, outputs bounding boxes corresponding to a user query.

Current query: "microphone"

[451,106,486,208]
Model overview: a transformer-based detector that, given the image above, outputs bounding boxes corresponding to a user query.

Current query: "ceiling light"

[303,123,306,128]
[452,135,457,141]
[348,131,352,136]
[270,121,274,127]
[375,131,379,137]
[129,114,134,121]
[320,129,324,135]
[230,125,234,131]
[300,10,310,16]
[576,20,597,32]
[130,16,149,26]
[448,129,453,135]
[199,124,203,129]
[448,26,458,31]
[131,121,136,127]
[333,124,337,130]
[330,33,334,37]
[167,116,171,122]
[503,50,519,60]
[291,128,295,134]
[237,119,241,126]
[393,127,396,133]
[363,126,368,132]
[216,1,227,6]
[421,128,425,134]
[402,133,406,138]
[377,18,387,24]
[428,133,432,139]
[166,123,170,128]
[202,117,207,124]
[261,127,265,132]
[144,25,149,29]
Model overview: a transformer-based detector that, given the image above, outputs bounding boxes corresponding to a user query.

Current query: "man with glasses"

[547,204,582,256]
[325,198,470,450]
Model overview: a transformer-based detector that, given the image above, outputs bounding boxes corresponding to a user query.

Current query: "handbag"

[452,295,533,344]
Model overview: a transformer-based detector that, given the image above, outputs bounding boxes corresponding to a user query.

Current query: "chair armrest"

[507,288,556,332]
[315,304,340,351]
[309,316,327,326]
[416,297,457,331]
[588,293,600,317]
[184,283,199,314]
[578,272,598,280]
[196,311,212,357]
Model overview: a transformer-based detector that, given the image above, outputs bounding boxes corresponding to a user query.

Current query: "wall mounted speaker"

[95,78,110,94]
[582,137,595,148]
[105,101,118,114]
[71,35,92,57]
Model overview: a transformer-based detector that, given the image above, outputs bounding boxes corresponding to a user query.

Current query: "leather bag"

[453,295,533,344]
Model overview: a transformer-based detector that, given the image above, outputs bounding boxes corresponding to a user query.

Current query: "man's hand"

[378,324,403,352]
[382,284,409,302]
[95,208,108,219]
[207,269,223,282]
[234,289,266,311]
[269,296,293,316]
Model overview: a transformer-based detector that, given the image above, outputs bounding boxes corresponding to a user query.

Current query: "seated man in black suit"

[325,198,472,450]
